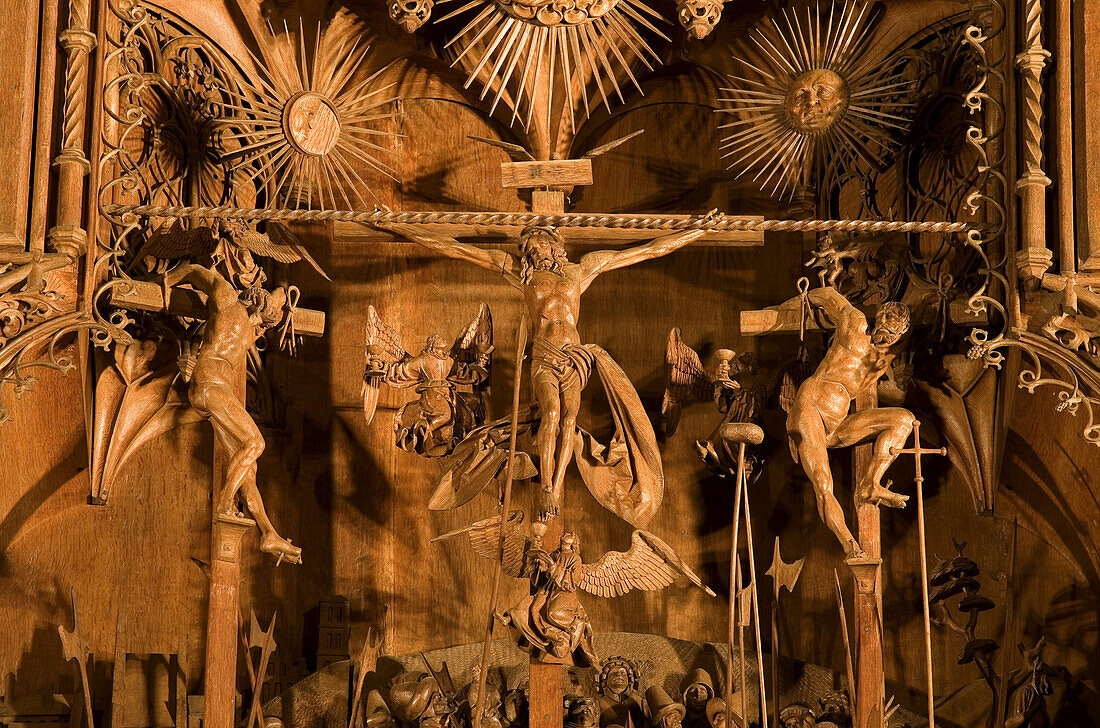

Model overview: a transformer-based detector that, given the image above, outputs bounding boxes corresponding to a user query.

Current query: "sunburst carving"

[716,0,915,200]
[432,0,668,130]
[220,19,399,210]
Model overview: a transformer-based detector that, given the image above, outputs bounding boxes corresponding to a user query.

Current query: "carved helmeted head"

[519,225,568,281]
[677,0,724,40]
[389,0,435,32]
[870,301,910,347]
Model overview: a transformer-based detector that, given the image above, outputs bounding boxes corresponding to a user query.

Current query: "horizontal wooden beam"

[741,298,988,336]
[335,216,765,246]
[110,280,326,337]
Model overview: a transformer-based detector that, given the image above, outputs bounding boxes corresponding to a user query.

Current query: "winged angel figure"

[662,328,760,475]
[363,305,494,457]
[129,218,329,287]
[435,511,715,667]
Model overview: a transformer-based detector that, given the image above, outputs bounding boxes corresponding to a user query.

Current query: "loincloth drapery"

[428,339,664,529]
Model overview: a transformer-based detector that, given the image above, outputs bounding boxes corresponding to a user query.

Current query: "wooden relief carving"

[433,512,715,667]
[362,304,494,458]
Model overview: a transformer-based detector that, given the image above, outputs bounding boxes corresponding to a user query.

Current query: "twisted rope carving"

[103,204,975,234]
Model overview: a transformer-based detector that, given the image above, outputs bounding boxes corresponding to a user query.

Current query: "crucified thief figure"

[164,264,303,564]
[378,217,719,523]
[785,287,915,559]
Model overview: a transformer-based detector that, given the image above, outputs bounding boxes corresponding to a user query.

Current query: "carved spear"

[833,570,856,714]
[57,589,94,728]
[472,314,529,728]
[245,611,278,728]
[766,537,805,726]
[891,421,946,728]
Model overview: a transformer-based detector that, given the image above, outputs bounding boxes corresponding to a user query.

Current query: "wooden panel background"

[0,0,1098,725]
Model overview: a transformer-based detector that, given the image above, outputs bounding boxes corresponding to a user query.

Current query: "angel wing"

[430,510,528,579]
[362,305,409,424]
[452,304,493,366]
[576,530,717,599]
[128,221,219,269]
[229,221,331,280]
[662,328,715,437]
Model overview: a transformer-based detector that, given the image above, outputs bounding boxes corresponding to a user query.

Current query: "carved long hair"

[518,225,567,283]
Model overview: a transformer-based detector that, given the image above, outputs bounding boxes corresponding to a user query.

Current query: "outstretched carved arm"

[579,227,710,283]
[378,223,518,285]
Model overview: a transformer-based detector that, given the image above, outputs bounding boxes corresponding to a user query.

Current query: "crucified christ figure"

[783,287,915,559]
[164,264,302,564]
[378,218,718,525]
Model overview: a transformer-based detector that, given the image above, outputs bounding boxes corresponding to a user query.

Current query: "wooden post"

[528,187,565,728]
[850,386,884,728]
[202,368,253,728]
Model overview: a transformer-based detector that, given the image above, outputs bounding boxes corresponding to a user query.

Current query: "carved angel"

[662,328,760,475]
[434,511,715,667]
[362,304,493,457]
[130,218,329,286]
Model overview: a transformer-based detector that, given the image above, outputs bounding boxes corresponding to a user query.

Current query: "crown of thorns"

[519,225,565,250]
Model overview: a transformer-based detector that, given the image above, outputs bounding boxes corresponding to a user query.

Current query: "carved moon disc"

[784,69,850,135]
[283,92,341,156]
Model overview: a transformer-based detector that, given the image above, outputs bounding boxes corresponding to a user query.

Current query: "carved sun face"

[717,0,914,199]
[784,69,849,133]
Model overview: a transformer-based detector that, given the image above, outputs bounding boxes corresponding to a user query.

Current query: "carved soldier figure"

[597,657,646,728]
[644,688,685,728]
[680,669,714,728]
[162,264,301,563]
[378,217,718,525]
[782,287,915,559]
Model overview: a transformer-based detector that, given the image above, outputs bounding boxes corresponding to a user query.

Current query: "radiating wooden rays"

[220,19,400,211]
[431,0,668,137]
[716,0,915,200]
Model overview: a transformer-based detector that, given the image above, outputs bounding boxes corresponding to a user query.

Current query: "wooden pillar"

[528,187,564,728]
[1014,0,1053,283]
[202,368,252,728]
[850,386,884,728]
[50,0,96,259]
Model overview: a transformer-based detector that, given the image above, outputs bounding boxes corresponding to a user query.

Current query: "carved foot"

[536,488,559,522]
[843,539,867,561]
[860,479,909,509]
[260,533,303,566]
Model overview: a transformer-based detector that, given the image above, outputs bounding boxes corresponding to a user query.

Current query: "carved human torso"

[522,265,584,348]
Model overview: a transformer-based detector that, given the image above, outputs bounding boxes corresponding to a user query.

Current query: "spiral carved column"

[1014,0,1052,284]
[49,0,96,259]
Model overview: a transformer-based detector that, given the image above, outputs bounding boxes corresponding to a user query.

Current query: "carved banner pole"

[1014,0,1052,284]
[51,0,96,259]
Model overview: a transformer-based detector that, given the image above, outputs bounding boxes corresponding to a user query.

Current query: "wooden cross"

[110,277,325,728]
[740,298,886,728]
